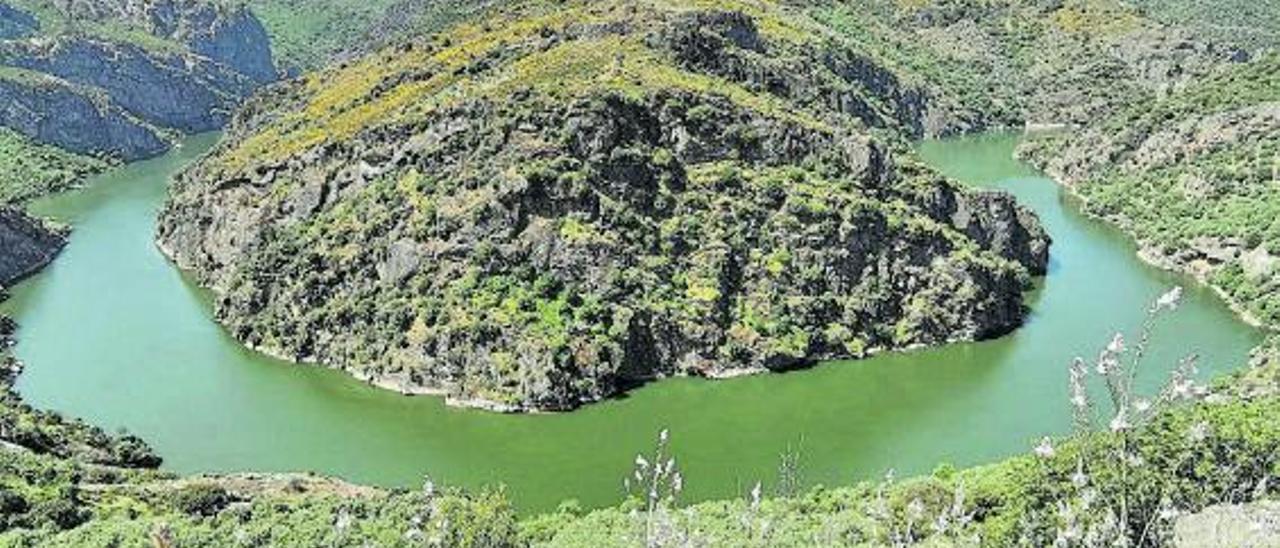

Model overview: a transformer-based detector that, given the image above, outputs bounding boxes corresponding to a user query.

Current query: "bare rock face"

[36,0,276,83]
[0,206,66,287]
[0,74,169,160]
[1174,502,1280,548]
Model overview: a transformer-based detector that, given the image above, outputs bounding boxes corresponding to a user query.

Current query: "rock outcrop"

[1174,501,1280,548]
[0,0,276,161]
[159,2,1049,411]
[1,37,257,134]
[34,0,276,83]
[0,206,66,287]
[0,2,35,40]
[0,72,168,160]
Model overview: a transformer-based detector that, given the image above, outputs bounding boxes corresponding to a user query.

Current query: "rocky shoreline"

[0,206,66,287]
[1017,84,1280,334]
[1047,172,1271,332]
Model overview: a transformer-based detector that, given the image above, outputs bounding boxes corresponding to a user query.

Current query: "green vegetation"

[0,129,109,205]
[1130,0,1280,50]
[161,0,1048,411]
[247,0,408,71]
[5,318,1280,545]
[808,0,1243,133]
[247,0,496,72]
[1022,53,1280,328]
[4,0,1279,544]
[213,0,838,172]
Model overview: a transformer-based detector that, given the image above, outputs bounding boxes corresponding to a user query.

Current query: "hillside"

[1129,0,1280,51]
[156,0,1052,412]
[808,0,1248,129]
[3,0,1280,545]
[1021,53,1280,330]
[0,0,276,203]
[247,0,499,72]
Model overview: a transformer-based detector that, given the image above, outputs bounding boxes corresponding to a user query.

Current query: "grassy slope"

[0,129,109,205]
[247,0,499,71]
[247,0,405,70]
[1130,0,1280,50]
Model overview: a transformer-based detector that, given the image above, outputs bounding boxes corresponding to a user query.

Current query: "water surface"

[4,132,1260,512]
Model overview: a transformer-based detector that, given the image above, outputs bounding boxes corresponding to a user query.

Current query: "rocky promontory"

[0,206,65,287]
[159,1,1049,411]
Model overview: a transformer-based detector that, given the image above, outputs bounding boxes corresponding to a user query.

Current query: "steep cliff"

[0,0,276,162]
[159,0,1049,411]
[22,0,276,82]
[0,69,168,160]
[0,206,65,287]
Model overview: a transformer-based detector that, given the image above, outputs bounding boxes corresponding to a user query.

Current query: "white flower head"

[659,429,669,443]
[1034,436,1055,459]
[907,498,926,520]
[1097,354,1120,375]
[1125,452,1145,468]
[1188,421,1212,443]
[1107,333,1126,354]
[1080,487,1098,509]
[635,454,649,469]
[1109,409,1130,432]
[1071,458,1088,488]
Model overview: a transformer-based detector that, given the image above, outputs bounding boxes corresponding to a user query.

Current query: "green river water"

[2,132,1262,512]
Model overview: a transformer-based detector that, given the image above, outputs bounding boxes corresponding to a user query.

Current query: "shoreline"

[1023,139,1275,334]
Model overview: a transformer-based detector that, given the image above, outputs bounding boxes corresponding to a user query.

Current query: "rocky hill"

[158,0,1049,411]
[0,0,276,162]
[808,0,1249,131]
